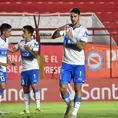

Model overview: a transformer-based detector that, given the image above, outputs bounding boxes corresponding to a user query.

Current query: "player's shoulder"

[0,36,2,40]
[20,39,25,42]
[31,39,38,44]
[17,39,25,45]
[79,25,88,32]
[78,25,88,36]
[20,39,25,43]
[0,37,8,44]
[0,37,3,43]
[6,38,9,43]
[31,39,37,42]
[0,37,4,41]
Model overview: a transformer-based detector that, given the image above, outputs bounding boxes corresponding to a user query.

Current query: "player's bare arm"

[51,28,61,39]
[0,58,15,67]
[0,58,11,67]
[24,45,38,59]
[52,24,72,39]
[0,62,8,67]
[72,39,86,50]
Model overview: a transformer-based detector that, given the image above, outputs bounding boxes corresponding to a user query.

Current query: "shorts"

[21,69,39,86]
[0,71,6,83]
[59,62,85,85]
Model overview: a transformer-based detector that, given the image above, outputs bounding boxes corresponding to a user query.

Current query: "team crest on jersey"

[0,72,3,76]
[34,42,39,47]
[86,50,104,71]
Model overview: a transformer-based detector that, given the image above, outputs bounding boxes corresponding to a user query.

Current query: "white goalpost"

[0,12,94,43]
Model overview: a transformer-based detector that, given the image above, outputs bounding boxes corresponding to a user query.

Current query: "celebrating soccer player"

[8,25,40,114]
[52,8,88,118]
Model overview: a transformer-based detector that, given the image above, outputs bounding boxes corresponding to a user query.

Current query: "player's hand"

[24,45,31,52]
[66,30,73,40]
[4,63,9,67]
[11,62,16,66]
[0,62,9,67]
[59,24,71,31]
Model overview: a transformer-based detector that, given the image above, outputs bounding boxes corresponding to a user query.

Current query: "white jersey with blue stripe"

[62,25,88,65]
[0,37,8,72]
[15,39,39,72]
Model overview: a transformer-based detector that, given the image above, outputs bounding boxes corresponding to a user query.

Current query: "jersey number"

[0,75,5,82]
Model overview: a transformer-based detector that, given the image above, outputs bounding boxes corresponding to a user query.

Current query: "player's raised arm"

[51,28,61,39]
[0,57,15,67]
[51,24,71,39]
[0,61,8,67]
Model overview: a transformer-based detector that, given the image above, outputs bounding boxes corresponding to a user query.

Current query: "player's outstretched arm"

[52,24,71,39]
[51,28,61,39]
[0,62,8,67]
[0,59,15,67]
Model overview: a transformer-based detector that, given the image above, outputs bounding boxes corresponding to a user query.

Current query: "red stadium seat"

[0,0,118,2]
[103,22,118,28]
[0,0,117,43]
[96,12,118,22]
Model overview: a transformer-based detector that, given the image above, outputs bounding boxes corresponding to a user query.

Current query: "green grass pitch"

[0,101,118,118]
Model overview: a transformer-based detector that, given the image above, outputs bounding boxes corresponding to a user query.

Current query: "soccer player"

[8,25,40,114]
[0,23,14,114]
[52,8,88,118]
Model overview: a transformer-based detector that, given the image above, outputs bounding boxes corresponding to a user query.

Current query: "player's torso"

[63,25,85,65]
[19,39,39,72]
[64,26,82,44]
[19,40,33,57]
[0,37,8,71]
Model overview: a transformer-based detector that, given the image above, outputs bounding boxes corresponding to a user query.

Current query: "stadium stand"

[0,0,117,42]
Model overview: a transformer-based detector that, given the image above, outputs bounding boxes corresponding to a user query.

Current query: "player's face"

[3,28,12,38]
[22,28,29,39]
[70,12,80,26]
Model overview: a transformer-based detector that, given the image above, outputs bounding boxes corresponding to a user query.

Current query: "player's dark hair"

[23,25,34,36]
[70,8,80,15]
[0,23,12,34]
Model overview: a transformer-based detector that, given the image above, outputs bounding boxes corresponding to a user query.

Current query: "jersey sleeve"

[80,28,88,43]
[32,41,39,51]
[60,30,66,36]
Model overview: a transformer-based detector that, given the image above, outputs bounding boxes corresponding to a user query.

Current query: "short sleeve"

[32,41,39,51]
[80,28,88,43]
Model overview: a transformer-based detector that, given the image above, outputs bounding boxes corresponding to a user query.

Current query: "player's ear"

[3,30,6,35]
[29,32,32,36]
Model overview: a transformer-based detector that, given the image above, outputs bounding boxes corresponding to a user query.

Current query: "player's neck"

[73,23,80,28]
[1,34,6,41]
[26,36,32,41]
